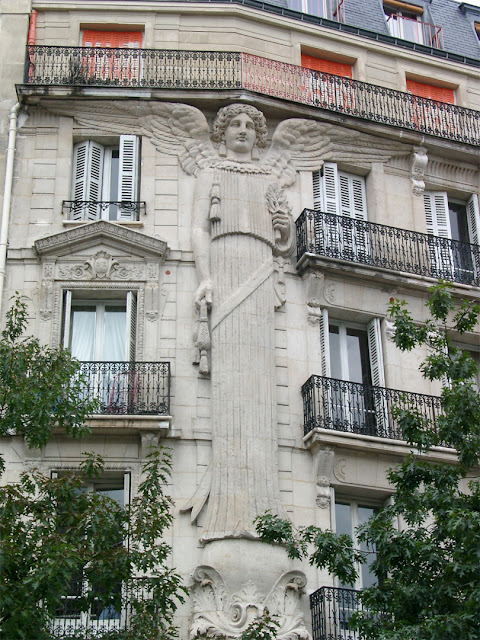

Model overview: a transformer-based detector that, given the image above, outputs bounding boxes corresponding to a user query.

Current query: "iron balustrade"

[62,200,146,222]
[24,47,480,145]
[78,361,170,416]
[296,209,480,287]
[50,577,158,638]
[302,374,442,441]
[25,47,242,89]
[311,587,363,640]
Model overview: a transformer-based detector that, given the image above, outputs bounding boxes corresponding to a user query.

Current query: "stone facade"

[1,0,480,637]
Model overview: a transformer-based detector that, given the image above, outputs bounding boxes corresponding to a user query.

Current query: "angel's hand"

[272,210,291,239]
[195,279,213,310]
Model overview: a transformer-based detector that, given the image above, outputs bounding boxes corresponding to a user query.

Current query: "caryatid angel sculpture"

[50,99,408,541]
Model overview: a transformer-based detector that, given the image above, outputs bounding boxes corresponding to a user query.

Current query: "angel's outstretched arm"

[192,169,214,309]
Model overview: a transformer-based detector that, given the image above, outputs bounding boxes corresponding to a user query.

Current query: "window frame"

[70,135,141,222]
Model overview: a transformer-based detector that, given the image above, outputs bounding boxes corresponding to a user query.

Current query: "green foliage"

[0,297,186,638]
[0,449,186,640]
[256,283,480,640]
[0,295,97,470]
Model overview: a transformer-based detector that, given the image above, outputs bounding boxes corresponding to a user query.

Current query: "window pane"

[102,307,126,361]
[358,505,377,588]
[329,325,341,379]
[70,308,96,360]
[335,502,352,536]
[109,148,120,220]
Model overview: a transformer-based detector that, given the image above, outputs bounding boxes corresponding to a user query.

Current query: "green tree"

[255,283,480,640]
[0,297,186,639]
[0,295,95,471]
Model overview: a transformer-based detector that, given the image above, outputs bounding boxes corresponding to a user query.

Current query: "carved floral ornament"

[190,566,311,639]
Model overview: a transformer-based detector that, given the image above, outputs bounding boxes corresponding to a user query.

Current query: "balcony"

[302,374,442,441]
[386,14,444,49]
[62,200,146,222]
[79,361,170,416]
[296,209,480,287]
[311,587,363,640]
[23,48,480,146]
[50,577,156,638]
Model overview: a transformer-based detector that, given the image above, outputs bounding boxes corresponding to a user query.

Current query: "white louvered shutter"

[313,170,322,210]
[368,318,385,388]
[62,290,72,349]
[339,171,368,259]
[367,317,388,437]
[125,291,137,361]
[423,192,453,278]
[338,172,367,220]
[321,162,340,215]
[467,194,480,280]
[319,308,331,378]
[118,135,140,220]
[72,141,104,221]
[467,194,480,247]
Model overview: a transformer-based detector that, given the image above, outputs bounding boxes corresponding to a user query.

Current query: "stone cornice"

[34,220,168,259]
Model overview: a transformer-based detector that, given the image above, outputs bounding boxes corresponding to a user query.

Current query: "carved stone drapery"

[190,566,311,639]
[411,146,428,196]
[312,445,335,509]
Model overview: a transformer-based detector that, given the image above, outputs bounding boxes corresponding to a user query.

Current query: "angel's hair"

[212,104,268,148]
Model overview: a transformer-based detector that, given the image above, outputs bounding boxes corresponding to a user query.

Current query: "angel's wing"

[39,100,216,176]
[262,119,409,187]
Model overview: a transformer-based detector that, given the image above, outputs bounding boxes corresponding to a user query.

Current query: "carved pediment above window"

[34,220,168,260]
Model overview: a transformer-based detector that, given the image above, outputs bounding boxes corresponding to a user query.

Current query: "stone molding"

[34,220,168,260]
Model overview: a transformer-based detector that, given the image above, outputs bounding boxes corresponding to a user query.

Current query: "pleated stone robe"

[199,162,287,541]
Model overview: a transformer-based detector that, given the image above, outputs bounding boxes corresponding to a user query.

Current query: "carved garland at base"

[190,566,311,639]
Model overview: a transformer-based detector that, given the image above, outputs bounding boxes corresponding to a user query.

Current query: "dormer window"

[384,1,444,48]
[287,0,345,22]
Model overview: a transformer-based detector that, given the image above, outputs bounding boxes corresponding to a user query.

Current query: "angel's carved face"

[224,113,256,155]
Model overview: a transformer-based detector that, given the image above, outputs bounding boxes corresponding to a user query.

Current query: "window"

[313,163,368,261]
[406,79,455,105]
[330,498,378,636]
[53,472,131,633]
[80,30,143,84]
[63,291,137,414]
[384,2,443,48]
[301,55,353,111]
[71,136,140,221]
[334,499,377,589]
[301,54,352,78]
[423,192,480,283]
[319,312,386,436]
[287,0,345,21]
[63,291,137,362]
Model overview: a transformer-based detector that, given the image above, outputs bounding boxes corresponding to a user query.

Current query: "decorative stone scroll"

[190,566,311,639]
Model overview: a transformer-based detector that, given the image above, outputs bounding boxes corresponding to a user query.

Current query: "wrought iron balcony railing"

[79,361,170,416]
[24,48,480,146]
[50,577,157,638]
[63,200,146,222]
[311,587,363,640]
[302,374,442,441]
[386,14,444,49]
[296,209,480,287]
